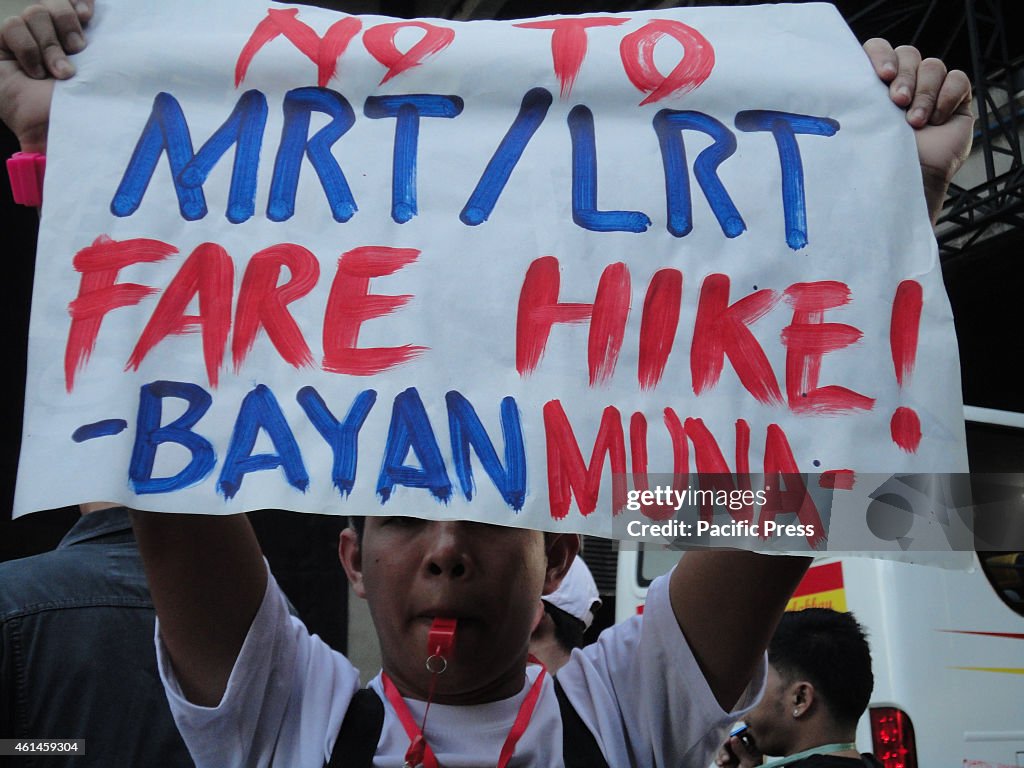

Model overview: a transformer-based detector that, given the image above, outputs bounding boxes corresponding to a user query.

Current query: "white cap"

[544,557,602,629]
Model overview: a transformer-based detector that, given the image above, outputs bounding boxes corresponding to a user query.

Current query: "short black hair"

[768,608,873,728]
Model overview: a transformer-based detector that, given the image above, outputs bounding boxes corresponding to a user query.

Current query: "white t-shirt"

[157,571,765,768]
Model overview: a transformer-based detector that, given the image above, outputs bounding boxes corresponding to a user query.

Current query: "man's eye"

[385,516,421,527]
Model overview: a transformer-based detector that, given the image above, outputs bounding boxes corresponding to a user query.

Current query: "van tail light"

[869,706,918,768]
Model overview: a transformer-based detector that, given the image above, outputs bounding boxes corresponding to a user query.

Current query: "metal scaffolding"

[818,0,1023,260]
[937,0,1023,261]
[827,0,1023,261]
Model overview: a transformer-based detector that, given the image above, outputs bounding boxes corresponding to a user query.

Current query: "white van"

[611,407,1024,768]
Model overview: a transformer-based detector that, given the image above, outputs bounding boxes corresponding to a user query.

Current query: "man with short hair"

[0,504,195,768]
[529,551,602,672]
[303,513,784,766]
[715,608,882,768]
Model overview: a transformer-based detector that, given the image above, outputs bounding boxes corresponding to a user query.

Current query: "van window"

[965,411,1024,617]
[979,551,1024,617]
[637,545,680,587]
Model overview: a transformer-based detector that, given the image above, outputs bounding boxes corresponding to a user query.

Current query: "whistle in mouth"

[428,617,458,659]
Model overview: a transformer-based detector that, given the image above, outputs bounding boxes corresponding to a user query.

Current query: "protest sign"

[14,0,969,547]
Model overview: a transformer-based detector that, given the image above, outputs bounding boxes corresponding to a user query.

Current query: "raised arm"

[676,44,974,713]
[670,551,810,711]
[2,0,267,709]
[130,511,268,707]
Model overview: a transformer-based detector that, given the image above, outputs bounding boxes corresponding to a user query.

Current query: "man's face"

[743,664,797,757]
[340,517,575,704]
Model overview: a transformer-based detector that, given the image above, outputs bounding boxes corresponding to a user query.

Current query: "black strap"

[325,680,610,768]
[326,688,385,768]
[553,678,610,768]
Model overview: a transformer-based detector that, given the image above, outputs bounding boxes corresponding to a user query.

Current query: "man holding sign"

[0,0,972,766]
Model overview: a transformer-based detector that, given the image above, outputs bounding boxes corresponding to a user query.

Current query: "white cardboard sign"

[15,0,968,543]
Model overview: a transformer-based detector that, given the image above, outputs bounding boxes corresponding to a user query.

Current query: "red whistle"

[428,617,457,658]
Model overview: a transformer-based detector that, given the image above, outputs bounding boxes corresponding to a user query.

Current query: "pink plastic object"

[7,152,46,207]
[428,617,457,658]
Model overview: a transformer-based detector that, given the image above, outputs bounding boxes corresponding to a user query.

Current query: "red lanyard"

[381,660,548,768]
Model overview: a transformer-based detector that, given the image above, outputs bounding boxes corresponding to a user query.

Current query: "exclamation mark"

[890,280,922,452]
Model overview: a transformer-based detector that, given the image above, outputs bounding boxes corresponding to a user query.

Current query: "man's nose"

[424,521,476,579]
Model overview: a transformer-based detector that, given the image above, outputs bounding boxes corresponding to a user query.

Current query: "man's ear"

[790,680,816,718]
[339,528,367,599]
[531,600,546,634]
[542,533,581,596]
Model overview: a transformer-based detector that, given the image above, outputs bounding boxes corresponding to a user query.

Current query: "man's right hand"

[0,0,93,152]
[715,732,763,768]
